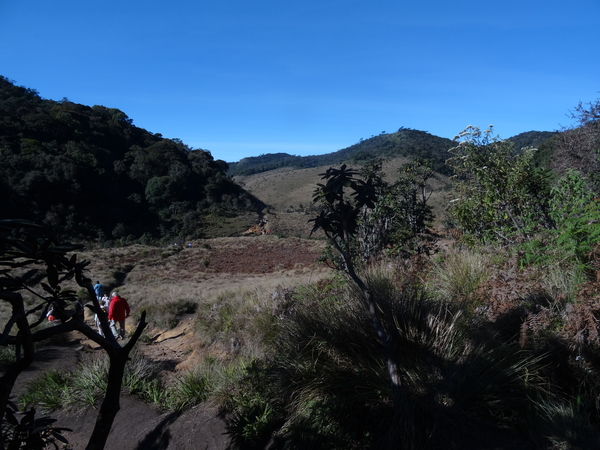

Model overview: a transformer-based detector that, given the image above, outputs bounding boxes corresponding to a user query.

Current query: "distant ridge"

[228,128,556,177]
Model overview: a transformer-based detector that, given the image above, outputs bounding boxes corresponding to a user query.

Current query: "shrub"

[223,268,554,448]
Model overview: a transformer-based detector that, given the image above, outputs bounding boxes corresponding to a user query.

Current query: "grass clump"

[157,355,251,413]
[0,346,15,369]
[220,266,571,449]
[162,367,210,411]
[20,352,164,413]
[429,248,492,303]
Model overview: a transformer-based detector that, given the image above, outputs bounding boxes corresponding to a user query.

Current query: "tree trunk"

[84,311,147,450]
[84,351,128,450]
[345,265,403,410]
[0,295,35,449]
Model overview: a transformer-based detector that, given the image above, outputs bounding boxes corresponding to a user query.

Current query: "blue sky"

[1,1,598,162]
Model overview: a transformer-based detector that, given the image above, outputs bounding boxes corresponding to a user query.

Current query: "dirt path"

[12,318,230,450]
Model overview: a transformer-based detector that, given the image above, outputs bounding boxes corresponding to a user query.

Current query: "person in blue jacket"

[94,281,103,299]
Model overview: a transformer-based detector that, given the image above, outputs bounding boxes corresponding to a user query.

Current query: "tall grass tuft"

[162,367,210,412]
[0,345,15,369]
[20,352,165,413]
[161,356,249,412]
[533,395,600,449]
[19,370,71,412]
[223,265,553,449]
[539,261,587,306]
[429,248,492,304]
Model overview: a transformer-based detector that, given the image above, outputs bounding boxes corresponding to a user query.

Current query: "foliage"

[357,159,436,259]
[516,170,600,268]
[1,402,70,450]
[310,161,437,262]
[446,125,555,244]
[0,76,264,242]
[549,170,600,261]
[550,97,600,192]
[224,269,557,449]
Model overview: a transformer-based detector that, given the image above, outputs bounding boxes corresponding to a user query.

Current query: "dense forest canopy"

[0,76,264,243]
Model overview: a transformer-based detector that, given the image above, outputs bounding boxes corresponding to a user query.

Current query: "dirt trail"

[16,319,230,450]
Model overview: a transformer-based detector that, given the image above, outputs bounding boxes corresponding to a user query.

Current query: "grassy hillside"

[228,128,456,177]
[235,157,452,237]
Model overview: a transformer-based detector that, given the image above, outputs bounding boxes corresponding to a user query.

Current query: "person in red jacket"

[108,291,130,340]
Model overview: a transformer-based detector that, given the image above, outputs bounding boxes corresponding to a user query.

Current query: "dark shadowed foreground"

[12,337,230,450]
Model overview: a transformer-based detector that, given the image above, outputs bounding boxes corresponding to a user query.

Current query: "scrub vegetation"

[2,76,600,449]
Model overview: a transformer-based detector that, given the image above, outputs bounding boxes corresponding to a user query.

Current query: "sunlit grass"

[428,248,492,303]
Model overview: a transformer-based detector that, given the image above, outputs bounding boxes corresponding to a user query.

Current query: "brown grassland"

[235,159,452,237]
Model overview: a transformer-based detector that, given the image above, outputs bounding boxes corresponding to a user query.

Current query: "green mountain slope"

[228,128,556,178]
[0,76,264,242]
[232,130,557,237]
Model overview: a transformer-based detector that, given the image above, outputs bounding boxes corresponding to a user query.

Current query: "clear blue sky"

[1,1,598,162]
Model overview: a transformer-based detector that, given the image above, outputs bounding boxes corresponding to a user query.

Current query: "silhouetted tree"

[0,220,147,450]
[309,165,404,410]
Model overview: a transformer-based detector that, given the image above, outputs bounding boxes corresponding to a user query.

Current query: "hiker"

[46,302,61,325]
[108,291,130,340]
[93,281,103,299]
[95,295,110,337]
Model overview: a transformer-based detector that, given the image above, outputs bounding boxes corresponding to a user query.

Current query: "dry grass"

[73,237,332,335]
[236,157,452,236]
[429,248,493,303]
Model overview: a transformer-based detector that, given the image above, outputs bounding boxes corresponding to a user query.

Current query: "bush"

[221,267,568,449]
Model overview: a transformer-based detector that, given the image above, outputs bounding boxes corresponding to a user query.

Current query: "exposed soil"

[13,318,228,450]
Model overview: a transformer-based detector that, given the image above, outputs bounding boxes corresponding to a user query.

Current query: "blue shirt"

[94,283,103,297]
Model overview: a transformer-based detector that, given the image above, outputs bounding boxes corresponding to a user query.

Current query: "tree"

[0,220,147,450]
[446,125,554,244]
[309,165,404,410]
[357,159,436,260]
[145,176,177,209]
[551,97,600,192]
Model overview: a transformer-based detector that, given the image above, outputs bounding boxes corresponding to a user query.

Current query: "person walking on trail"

[93,281,103,299]
[95,295,111,337]
[108,291,130,340]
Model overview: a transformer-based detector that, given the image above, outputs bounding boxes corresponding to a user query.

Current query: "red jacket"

[108,295,130,321]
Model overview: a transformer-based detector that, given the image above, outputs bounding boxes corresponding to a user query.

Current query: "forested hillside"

[0,76,264,243]
[228,127,556,177]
